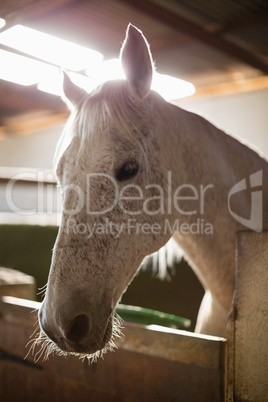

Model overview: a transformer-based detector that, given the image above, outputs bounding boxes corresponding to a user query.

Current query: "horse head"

[38,25,173,359]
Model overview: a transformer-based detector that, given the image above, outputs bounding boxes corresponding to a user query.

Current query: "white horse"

[38,24,268,361]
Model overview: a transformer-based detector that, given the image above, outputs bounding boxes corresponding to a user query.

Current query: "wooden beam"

[150,33,192,54]
[0,81,65,118]
[0,111,68,137]
[177,75,268,103]
[120,0,268,75]
[212,10,268,35]
[0,0,36,18]
[0,0,77,27]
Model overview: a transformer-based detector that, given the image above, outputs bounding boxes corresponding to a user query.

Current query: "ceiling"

[0,0,268,136]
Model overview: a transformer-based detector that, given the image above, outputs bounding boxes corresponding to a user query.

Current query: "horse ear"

[120,24,153,98]
[62,71,87,108]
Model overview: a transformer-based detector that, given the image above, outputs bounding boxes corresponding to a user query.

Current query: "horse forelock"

[55,80,154,173]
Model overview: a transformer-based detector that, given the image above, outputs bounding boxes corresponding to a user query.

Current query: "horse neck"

[152,97,219,187]
[152,95,266,193]
[151,95,268,305]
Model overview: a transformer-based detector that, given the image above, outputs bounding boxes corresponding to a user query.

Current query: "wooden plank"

[0,267,36,301]
[0,296,226,401]
[117,323,225,370]
[0,166,57,183]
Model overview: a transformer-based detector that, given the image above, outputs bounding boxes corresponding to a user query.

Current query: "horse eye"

[116,161,139,181]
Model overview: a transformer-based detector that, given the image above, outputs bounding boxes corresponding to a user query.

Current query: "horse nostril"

[67,314,90,342]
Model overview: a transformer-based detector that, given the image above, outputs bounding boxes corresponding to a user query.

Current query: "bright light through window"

[38,70,97,97]
[38,59,195,100]
[0,49,58,86]
[153,73,195,100]
[0,18,6,29]
[0,25,195,101]
[0,25,103,70]
[86,58,195,100]
[86,59,124,82]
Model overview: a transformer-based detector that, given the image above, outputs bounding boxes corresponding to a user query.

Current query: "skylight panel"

[0,49,58,86]
[0,25,103,70]
[0,18,6,29]
[86,59,195,100]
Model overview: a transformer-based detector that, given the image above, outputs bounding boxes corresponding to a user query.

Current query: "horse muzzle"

[38,301,113,355]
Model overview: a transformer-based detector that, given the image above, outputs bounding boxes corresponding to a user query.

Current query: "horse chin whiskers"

[27,313,124,364]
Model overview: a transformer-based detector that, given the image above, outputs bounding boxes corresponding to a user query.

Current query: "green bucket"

[116,304,191,330]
